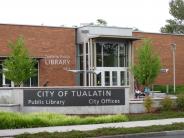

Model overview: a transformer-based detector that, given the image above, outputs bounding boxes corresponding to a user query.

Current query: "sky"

[0,0,172,32]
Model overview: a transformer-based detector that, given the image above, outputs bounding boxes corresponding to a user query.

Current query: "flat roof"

[0,23,75,29]
[78,25,132,30]
[133,31,184,36]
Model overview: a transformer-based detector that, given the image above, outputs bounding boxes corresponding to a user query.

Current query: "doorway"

[96,67,129,86]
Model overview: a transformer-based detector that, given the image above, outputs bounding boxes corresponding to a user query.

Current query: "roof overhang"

[89,35,140,41]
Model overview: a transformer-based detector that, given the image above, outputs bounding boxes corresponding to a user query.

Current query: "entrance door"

[96,67,129,86]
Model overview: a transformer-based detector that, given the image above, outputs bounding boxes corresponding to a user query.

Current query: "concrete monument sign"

[24,88,125,106]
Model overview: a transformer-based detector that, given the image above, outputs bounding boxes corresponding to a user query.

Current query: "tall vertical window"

[120,71,125,86]
[96,41,129,67]
[78,44,84,86]
[103,43,118,67]
[96,43,102,67]
[23,61,39,87]
[105,71,110,86]
[0,60,39,87]
[112,71,117,86]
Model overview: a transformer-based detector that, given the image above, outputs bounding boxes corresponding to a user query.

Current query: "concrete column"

[129,41,134,98]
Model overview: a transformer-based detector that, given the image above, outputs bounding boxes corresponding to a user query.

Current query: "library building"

[0,23,184,91]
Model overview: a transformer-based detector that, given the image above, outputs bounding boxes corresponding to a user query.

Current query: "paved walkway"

[1,118,184,137]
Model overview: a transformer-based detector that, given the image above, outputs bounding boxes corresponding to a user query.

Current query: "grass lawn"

[16,123,184,138]
[0,111,184,129]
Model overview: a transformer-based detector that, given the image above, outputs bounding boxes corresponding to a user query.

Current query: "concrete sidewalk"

[1,118,184,137]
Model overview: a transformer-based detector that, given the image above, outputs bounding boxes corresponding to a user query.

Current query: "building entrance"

[96,67,129,86]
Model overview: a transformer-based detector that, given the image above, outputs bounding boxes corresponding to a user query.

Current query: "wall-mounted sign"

[44,55,71,70]
[24,88,125,106]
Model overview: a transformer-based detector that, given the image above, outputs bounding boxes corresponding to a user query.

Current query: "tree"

[161,0,184,34]
[96,19,107,26]
[132,39,161,88]
[3,36,36,86]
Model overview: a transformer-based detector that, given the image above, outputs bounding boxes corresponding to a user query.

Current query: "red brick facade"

[0,24,184,86]
[133,32,184,85]
[0,24,76,86]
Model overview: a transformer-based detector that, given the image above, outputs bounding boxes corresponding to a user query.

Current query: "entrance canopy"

[88,35,140,41]
[76,25,138,87]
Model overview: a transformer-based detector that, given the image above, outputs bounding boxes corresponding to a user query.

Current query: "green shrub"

[176,94,184,111]
[144,96,153,113]
[154,85,166,93]
[0,112,128,129]
[153,85,184,94]
[160,96,173,111]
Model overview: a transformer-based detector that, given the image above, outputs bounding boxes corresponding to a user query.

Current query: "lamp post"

[171,43,176,94]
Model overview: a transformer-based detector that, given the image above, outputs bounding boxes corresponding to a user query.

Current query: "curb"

[92,130,184,138]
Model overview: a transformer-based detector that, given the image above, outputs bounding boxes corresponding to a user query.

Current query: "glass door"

[96,67,128,86]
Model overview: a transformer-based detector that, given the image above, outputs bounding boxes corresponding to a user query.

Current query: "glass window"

[112,71,117,86]
[5,79,11,87]
[125,42,129,67]
[119,43,125,67]
[103,43,118,67]
[23,61,38,87]
[86,43,88,55]
[96,73,101,86]
[105,71,110,86]
[127,71,129,85]
[120,71,125,86]
[80,56,83,70]
[80,73,83,86]
[79,44,83,56]
[96,41,128,67]
[96,43,102,67]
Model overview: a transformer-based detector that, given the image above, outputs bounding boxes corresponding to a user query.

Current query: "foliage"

[132,39,161,87]
[16,123,184,138]
[153,85,184,94]
[3,36,36,86]
[176,94,184,111]
[0,112,128,129]
[143,96,153,113]
[160,96,173,111]
[161,0,184,34]
[2,111,184,130]
[96,19,107,26]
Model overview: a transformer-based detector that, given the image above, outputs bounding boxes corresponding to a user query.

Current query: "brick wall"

[0,24,76,86]
[133,32,184,85]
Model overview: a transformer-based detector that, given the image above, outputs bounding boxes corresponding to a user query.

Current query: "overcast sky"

[0,0,172,32]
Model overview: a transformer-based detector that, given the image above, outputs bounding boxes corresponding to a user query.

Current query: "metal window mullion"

[90,39,94,86]
[83,41,87,86]
[118,43,120,67]
[88,41,91,86]
[110,71,112,86]
[117,71,120,86]
[94,41,97,86]
[102,43,104,67]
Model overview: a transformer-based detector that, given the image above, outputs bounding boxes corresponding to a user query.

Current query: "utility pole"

[171,43,176,94]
